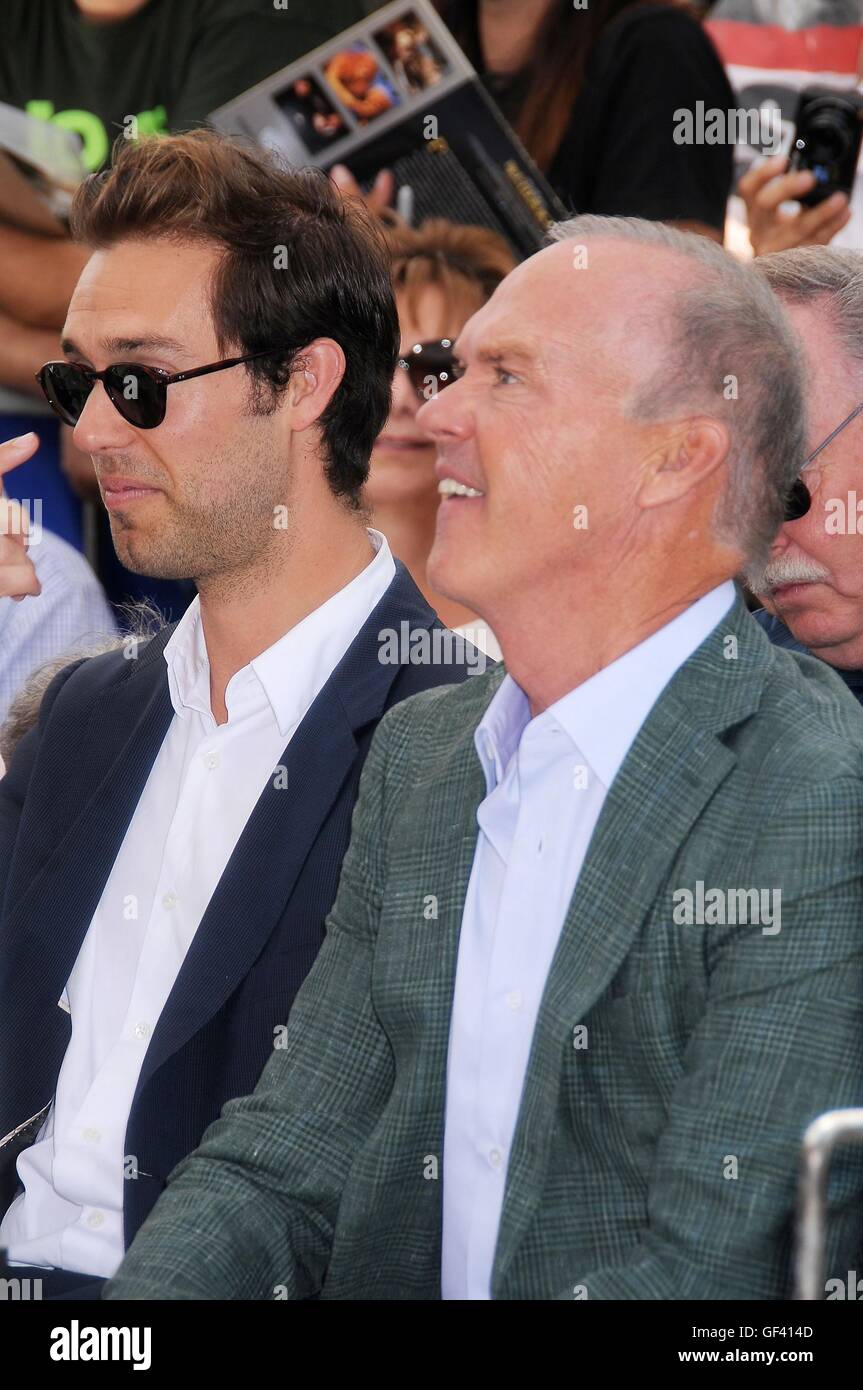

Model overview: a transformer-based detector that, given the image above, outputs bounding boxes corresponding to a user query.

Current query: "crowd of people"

[0,0,862,1304]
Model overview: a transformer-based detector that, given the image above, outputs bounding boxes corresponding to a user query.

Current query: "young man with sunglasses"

[746,247,863,706]
[0,130,486,1299]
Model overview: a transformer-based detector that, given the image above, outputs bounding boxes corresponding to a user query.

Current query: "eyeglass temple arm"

[803,399,863,467]
[166,347,289,386]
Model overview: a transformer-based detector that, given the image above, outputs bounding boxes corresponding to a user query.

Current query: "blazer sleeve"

[104,698,399,1301]
[555,775,863,1300]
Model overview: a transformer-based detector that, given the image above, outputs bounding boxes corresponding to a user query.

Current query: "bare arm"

[0,310,60,396]
[0,225,89,329]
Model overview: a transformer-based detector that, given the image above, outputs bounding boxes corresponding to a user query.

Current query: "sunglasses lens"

[784,477,811,522]
[104,366,166,429]
[402,342,456,399]
[39,363,93,427]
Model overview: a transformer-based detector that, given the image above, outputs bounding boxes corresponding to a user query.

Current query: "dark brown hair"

[385,218,516,321]
[70,129,400,507]
[434,0,679,173]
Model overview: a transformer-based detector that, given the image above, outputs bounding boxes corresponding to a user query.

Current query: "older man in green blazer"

[105,216,863,1301]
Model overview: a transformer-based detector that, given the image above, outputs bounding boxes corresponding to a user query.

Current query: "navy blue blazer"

[0,561,486,1249]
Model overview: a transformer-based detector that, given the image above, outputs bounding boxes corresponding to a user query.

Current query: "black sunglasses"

[397,339,457,399]
[35,347,288,430]
[782,398,863,522]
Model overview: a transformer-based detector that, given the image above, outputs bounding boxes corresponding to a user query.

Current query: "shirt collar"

[475,581,736,792]
[163,593,210,721]
[163,528,395,734]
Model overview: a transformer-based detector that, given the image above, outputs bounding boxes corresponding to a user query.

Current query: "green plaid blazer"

[107,598,863,1300]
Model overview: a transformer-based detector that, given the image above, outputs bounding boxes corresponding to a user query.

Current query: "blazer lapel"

[491,597,768,1293]
[3,633,175,1013]
[136,563,447,1090]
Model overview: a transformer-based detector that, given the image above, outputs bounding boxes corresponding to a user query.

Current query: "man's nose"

[416,378,471,442]
[769,523,794,557]
[72,379,138,455]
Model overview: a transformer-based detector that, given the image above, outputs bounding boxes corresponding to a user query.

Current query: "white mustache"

[747,553,831,594]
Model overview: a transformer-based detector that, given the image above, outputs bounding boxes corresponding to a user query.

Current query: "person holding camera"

[708,0,863,253]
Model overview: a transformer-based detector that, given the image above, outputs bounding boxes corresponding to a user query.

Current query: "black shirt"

[0,0,365,170]
[477,3,735,230]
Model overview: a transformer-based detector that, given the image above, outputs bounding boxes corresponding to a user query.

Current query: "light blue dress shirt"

[441,581,737,1299]
[0,528,117,727]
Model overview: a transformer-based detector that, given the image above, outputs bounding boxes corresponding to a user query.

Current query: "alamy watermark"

[673,101,782,156]
[672,881,781,935]
[2,497,43,545]
[378,622,490,675]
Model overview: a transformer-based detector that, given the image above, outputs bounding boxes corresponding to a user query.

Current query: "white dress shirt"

[440,581,736,1300]
[0,529,395,1277]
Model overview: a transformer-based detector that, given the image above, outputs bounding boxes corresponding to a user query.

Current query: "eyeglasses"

[35,347,288,430]
[397,339,457,399]
[782,397,863,522]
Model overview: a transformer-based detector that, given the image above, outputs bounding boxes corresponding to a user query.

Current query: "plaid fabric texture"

[106,598,863,1300]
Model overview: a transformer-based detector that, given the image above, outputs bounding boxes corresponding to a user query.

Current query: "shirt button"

[134,1021,151,1040]
[203,751,220,770]
[162,893,178,910]
[488,1148,503,1169]
[505,990,523,1011]
[86,1210,104,1229]
[82,1127,101,1143]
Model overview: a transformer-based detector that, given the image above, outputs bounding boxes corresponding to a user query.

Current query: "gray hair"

[754,246,863,369]
[0,600,164,766]
[547,215,807,563]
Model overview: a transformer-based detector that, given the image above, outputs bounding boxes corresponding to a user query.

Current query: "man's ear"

[284,338,346,431]
[637,418,730,511]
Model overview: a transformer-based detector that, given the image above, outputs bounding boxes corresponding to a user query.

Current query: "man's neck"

[807,637,863,674]
[198,512,376,726]
[478,0,551,73]
[488,563,733,717]
[75,0,150,24]
[372,493,479,630]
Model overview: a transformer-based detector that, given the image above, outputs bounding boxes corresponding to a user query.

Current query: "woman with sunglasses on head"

[365,219,515,659]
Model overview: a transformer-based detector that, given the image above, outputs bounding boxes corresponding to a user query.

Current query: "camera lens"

[805,104,852,162]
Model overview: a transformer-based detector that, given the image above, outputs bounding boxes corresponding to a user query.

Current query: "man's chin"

[770,593,846,651]
[427,545,474,613]
[112,538,191,581]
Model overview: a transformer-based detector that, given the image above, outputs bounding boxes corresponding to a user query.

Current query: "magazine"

[0,101,87,235]
[209,0,567,259]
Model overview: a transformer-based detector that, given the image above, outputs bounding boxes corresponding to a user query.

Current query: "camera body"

[789,86,863,206]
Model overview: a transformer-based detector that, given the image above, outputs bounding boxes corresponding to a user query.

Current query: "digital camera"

[789,86,863,207]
